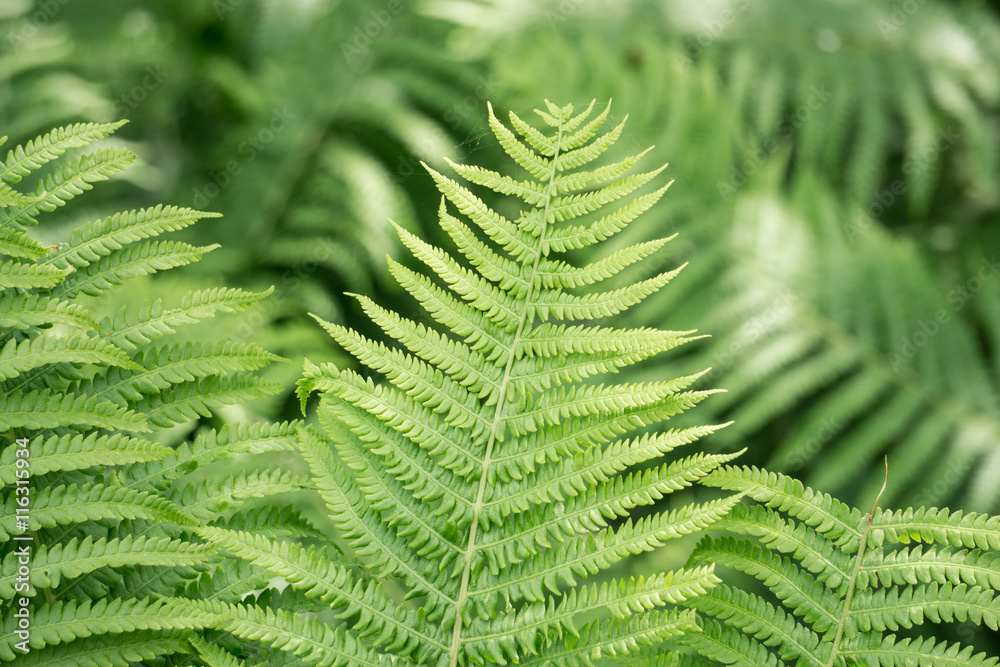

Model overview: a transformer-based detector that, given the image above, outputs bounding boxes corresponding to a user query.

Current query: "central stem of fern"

[823,459,887,667]
[447,116,565,667]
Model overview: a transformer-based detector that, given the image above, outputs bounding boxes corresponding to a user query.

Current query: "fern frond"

[103,285,273,350]
[0,333,137,382]
[463,568,717,664]
[680,618,782,667]
[484,445,738,519]
[0,388,149,431]
[521,610,695,667]
[253,100,736,666]
[41,204,222,269]
[50,240,218,299]
[199,526,447,661]
[296,425,458,612]
[0,259,71,289]
[0,120,126,183]
[172,469,309,520]
[215,505,326,541]
[188,600,384,667]
[9,631,191,667]
[125,420,300,490]
[0,483,194,540]
[183,559,274,604]
[190,636,246,667]
[704,466,864,547]
[0,182,38,208]
[2,147,136,228]
[0,536,214,599]
[643,174,1000,514]
[79,340,283,406]
[0,597,219,661]
[0,293,97,330]
[136,375,282,428]
[0,433,168,486]
[0,227,48,260]
[874,507,1000,551]
[0,118,292,665]
[844,633,999,667]
[682,466,1000,666]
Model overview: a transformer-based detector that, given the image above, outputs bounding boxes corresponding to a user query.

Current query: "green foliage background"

[3,0,1000,660]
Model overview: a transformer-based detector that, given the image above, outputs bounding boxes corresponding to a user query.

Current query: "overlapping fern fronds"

[633,172,1000,515]
[680,465,1000,666]
[194,99,740,666]
[0,121,311,664]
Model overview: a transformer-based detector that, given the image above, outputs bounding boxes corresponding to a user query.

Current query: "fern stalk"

[823,459,886,667]
[447,107,565,666]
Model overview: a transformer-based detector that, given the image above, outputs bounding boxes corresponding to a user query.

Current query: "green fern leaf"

[682,465,1000,666]
[102,285,273,350]
[0,182,41,208]
[189,636,246,667]
[41,204,222,269]
[0,389,149,431]
[0,597,219,661]
[228,100,734,666]
[136,375,283,428]
[0,118,294,665]
[0,433,168,486]
[0,120,127,183]
[2,147,137,228]
[171,469,309,520]
[123,420,299,490]
[0,260,71,289]
[215,505,327,541]
[0,483,194,540]
[187,600,384,667]
[0,333,137,382]
[198,526,446,660]
[9,631,192,667]
[0,293,97,330]
[50,240,219,299]
[0,227,48,260]
[0,535,215,599]
[78,340,284,406]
